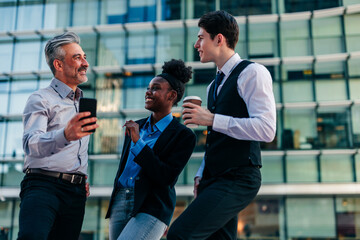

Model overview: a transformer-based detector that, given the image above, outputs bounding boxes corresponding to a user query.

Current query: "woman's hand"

[123,120,140,143]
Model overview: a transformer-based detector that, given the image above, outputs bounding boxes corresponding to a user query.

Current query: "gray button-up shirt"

[22,78,89,175]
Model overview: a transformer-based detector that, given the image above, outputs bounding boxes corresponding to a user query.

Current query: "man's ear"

[217,34,225,45]
[53,59,63,72]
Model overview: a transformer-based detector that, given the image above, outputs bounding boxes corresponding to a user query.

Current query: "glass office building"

[1,0,360,239]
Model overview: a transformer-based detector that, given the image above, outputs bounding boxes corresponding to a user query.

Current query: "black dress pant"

[17,174,86,240]
[167,166,261,240]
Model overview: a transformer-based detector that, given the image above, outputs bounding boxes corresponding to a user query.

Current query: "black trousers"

[17,174,87,240]
[167,166,261,240]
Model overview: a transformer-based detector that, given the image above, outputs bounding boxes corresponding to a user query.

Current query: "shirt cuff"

[212,114,230,133]
[55,128,71,147]
[130,139,146,156]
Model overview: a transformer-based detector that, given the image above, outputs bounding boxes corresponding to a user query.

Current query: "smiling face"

[145,77,175,114]
[194,27,218,63]
[54,43,89,90]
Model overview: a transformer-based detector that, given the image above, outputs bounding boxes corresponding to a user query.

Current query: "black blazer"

[105,117,196,225]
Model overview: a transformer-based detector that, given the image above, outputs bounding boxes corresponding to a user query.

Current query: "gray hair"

[45,32,80,75]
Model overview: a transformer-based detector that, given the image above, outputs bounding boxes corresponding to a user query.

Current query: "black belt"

[25,168,85,184]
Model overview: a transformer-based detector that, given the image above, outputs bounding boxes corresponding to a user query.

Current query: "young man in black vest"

[167,10,276,240]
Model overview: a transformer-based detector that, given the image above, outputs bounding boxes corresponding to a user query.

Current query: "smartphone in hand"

[79,98,97,132]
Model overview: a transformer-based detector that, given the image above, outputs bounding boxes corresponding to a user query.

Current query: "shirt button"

[149,134,152,137]
[211,106,215,110]
[125,190,130,193]
[130,177,133,180]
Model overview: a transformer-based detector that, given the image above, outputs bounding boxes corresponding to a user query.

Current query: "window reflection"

[248,22,278,59]
[221,0,272,16]
[5,121,23,157]
[96,74,123,112]
[98,32,126,67]
[316,106,350,149]
[281,20,311,57]
[320,154,353,182]
[13,40,41,72]
[93,118,123,154]
[193,0,215,19]
[0,41,14,73]
[162,0,181,20]
[352,105,360,147]
[127,29,155,64]
[0,80,9,115]
[286,155,318,182]
[262,155,284,183]
[335,197,360,239]
[72,0,98,26]
[9,78,38,115]
[2,162,23,186]
[44,0,71,29]
[0,122,5,157]
[238,199,280,239]
[89,159,118,186]
[0,0,16,32]
[285,0,339,13]
[17,1,43,31]
[345,14,360,52]
[156,27,184,63]
[284,108,317,150]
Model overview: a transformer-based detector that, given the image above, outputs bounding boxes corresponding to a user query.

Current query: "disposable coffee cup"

[183,96,202,128]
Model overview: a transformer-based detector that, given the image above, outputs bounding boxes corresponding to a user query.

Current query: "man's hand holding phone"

[64,98,99,141]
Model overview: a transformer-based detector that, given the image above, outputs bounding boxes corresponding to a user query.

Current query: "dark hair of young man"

[198,10,239,50]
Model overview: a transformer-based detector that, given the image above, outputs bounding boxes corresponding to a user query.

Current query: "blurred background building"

[0,0,360,239]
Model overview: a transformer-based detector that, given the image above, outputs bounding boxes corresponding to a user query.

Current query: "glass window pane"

[72,0,98,26]
[355,154,360,181]
[184,156,202,185]
[9,78,38,115]
[312,17,344,55]
[284,108,317,150]
[249,22,278,58]
[286,155,318,182]
[5,121,24,157]
[98,32,126,67]
[0,80,9,115]
[0,41,13,73]
[2,162,23,186]
[345,13,360,52]
[317,106,351,149]
[81,199,99,238]
[281,20,311,57]
[162,0,181,20]
[127,29,155,64]
[17,1,43,31]
[156,27,184,63]
[187,26,200,62]
[221,0,272,16]
[13,40,41,72]
[285,0,339,13]
[96,75,123,112]
[0,1,16,32]
[315,61,347,101]
[262,155,284,183]
[193,0,215,19]
[348,59,360,78]
[90,159,118,186]
[352,105,360,148]
[286,198,336,238]
[335,197,360,239]
[0,121,5,156]
[128,0,156,23]
[0,201,13,237]
[100,0,127,24]
[44,0,71,29]
[92,118,123,154]
[321,154,353,182]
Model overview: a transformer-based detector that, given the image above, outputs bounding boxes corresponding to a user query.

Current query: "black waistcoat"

[204,60,261,178]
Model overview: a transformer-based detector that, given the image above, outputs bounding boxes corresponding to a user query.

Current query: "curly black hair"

[161,59,192,106]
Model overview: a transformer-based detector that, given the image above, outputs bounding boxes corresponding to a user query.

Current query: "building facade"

[1,0,360,239]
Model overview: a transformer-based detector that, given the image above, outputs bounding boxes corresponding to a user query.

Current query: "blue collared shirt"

[118,113,173,188]
[22,78,89,175]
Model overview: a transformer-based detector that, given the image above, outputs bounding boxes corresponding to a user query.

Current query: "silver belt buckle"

[71,175,76,184]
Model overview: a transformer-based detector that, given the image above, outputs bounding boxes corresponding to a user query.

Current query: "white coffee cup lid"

[183,96,202,102]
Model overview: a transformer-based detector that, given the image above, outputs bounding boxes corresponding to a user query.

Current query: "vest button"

[208,131,211,134]
[211,106,215,110]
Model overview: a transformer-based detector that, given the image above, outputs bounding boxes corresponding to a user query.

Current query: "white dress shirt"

[196,53,277,177]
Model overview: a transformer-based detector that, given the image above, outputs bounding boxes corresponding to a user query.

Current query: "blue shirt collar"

[144,113,173,133]
[50,78,83,100]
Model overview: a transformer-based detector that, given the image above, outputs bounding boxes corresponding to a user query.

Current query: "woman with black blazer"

[106,59,196,240]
